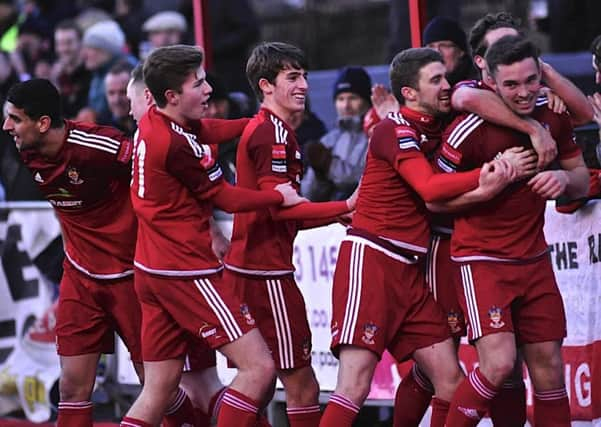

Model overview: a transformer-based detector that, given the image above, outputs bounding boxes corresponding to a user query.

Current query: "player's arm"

[166,136,302,212]
[539,60,593,126]
[528,154,589,200]
[198,118,250,145]
[452,85,557,170]
[371,122,480,202]
[426,159,515,213]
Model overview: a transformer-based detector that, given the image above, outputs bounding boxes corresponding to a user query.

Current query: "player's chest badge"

[67,166,83,185]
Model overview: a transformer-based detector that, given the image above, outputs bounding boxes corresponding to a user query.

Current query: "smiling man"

[223,41,357,427]
[437,35,589,427]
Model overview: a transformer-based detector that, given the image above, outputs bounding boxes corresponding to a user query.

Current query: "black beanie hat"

[332,66,372,104]
[423,16,468,53]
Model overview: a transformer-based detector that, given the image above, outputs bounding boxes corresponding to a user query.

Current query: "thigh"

[56,263,114,356]
[514,258,567,345]
[457,262,517,342]
[427,235,466,337]
[228,272,312,371]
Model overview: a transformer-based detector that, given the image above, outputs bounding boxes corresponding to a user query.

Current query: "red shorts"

[331,236,450,362]
[457,255,566,344]
[183,335,217,372]
[134,269,255,362]
[56,261,142,363]
[225,270,312,370]
[427,235,466,337]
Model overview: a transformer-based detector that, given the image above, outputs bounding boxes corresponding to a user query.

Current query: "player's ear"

[401,86,417,103]
[164,88,179,105]
[258,78,273,97]
[37,115,52,133]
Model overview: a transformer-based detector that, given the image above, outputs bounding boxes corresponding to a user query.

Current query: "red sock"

[120,416,153,427]
[193,406,212,427]
[489,380,526,427]
[533,388,571,427]
[393,364,434,427]
[319,394,359,427]
[57,401,93,427]
[287,404,321,427]
[162,388,196,426]
[209,386,227,418]
[446,368,498,427]
[430,398,450,427]
[217,388,259,427]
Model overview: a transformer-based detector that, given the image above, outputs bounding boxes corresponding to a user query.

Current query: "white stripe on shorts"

[194,278,243,342]
[266,279,294,370]
[427,235,441,300]
[460,264,482,339]
[340,240,364,344]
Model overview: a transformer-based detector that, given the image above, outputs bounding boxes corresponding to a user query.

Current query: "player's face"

[2,102,42,151]
[126,80,152,123]
[177,66,212,121]
[335,92,369,119]
[490,57,541,116]
[271,66,308,116]
[414,61,451,116]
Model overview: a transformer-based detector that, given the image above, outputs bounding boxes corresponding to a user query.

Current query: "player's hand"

[546,90,567,115]
[211,230,230,260]
[527,170,568,199]
[588,93,601,127]
[527,119,557,171]
[274,182,306,207]
[500,146,537,180]
[346,184,360,210]
[478,158,515,198]
[371,84,399,119]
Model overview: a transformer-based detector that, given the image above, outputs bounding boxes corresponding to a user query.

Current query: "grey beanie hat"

[82,20,125,55]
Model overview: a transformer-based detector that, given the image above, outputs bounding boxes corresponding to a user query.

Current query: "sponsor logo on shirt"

[395,127,417,140]
[49,200,83,207]
[34,172,44,183]
[272,144,287,173]
[199,323,217,339]
[67,166,83,184]
[441,144,462,165]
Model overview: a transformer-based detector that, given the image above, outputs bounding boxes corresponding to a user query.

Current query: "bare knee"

[279,366,319,407]
[59,373,94,402]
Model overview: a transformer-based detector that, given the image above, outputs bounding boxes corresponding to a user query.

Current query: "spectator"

[51,19,91,118]
[81,19,133,124]
[206,0,260,97]
[11,14,53,81]
[422,16,478,86]
[104,60,135,135]
[140,10,187,59]
[0,51,20,104]
[302,66,371,201]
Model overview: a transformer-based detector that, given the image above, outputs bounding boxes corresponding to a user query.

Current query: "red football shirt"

[438,96,582,261]
[224,108,303,274]
[131,106,225,276]
[352,107,450,256]
[20,120,135,278]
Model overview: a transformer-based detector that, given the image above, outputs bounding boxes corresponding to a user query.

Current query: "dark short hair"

[130,61,144,85]
[591,35,601,69]
[6,79,63,127]
[143,44,203,108]
[389,48,443,103]
[469,12,521,58]
[485,35,540,78]
[246,41,308,101]
[55,19,82,39]
[108,60,134,77]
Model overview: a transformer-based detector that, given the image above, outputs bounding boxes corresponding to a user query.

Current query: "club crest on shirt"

[488,306,505,329]
[447,310,462,334]
[361,322,378,345]
[67,166,83,184]
[240,304,255,326]
[302,337,312,360]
